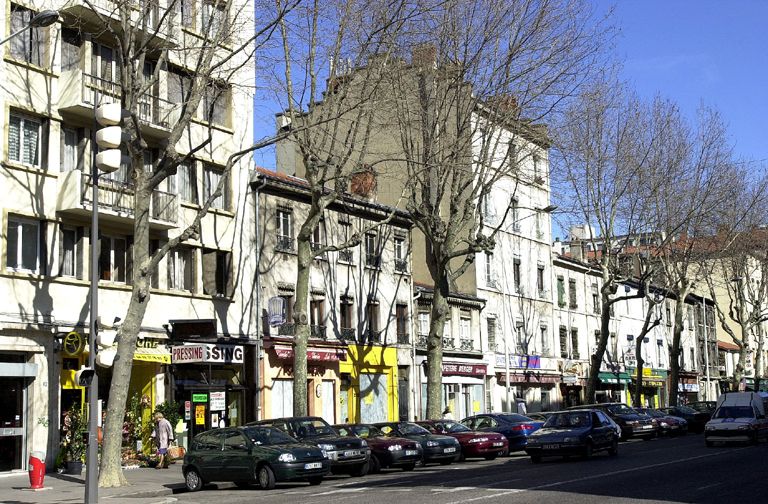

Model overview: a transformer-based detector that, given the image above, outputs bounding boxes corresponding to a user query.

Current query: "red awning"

[497,372,561,385]
[272,344,345,362]
[717,341,740,351]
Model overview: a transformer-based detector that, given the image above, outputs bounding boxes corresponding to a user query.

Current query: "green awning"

[598,372,631,384]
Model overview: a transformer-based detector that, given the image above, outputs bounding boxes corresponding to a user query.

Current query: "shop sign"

[63,331,86,357]
[171,344,244,364]
[210,391,226,411]
[678,383,699,392]
[442,362,487,377]
[562,375,578,384]
[192,393,208,403]
[195,405,205,425]
[273,344,343,362]
[184,401,191,420]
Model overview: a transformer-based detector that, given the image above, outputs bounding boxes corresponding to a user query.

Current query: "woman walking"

[151,412,174,469]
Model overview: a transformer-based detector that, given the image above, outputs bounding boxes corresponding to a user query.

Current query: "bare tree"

[56,0,294,487]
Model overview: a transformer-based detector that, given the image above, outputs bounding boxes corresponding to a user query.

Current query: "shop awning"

[272,344,345,362]
[497,372,560,385]
[134,346,171,364]
[598,372,631,384]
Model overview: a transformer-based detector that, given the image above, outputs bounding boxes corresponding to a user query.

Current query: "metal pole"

[85,89,100,504]
[703,299,710,402]
[505,330,510,412]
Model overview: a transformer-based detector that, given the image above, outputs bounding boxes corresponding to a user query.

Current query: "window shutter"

[40,119,49,169]
[225,251,234,297]
[8,115,21,162]
[202,249,216,295]
[39,221,48,275]
[76,227,85,279]
[126,236,134,284]
[76,128,86,171]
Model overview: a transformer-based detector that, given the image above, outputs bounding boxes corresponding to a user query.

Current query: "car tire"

[350,461,369,477]
[307,476,323,486]
[608,439,618,456]
[583,443,593,459]
[369,455,381,474]
[401,463,416,471]
[257,465,276,490]
[484,454,498,461]
[530,455,542,464]
[185,468,204,492]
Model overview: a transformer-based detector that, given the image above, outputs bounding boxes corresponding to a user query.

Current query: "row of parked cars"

[180,396,742,492]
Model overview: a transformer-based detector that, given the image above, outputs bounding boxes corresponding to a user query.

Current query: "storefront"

[559,360,586,408]
[496,355,560,412]
[627,368,667,407]
[596,371,631,404]
[339,345,398,423]
[261,340,345,423]
[419,359,487,420]
[677,371,700,404]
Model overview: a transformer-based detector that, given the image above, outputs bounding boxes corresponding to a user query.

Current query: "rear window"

[544,412,591,428]
[500,414,531,424]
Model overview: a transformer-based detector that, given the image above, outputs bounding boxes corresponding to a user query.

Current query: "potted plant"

[60,407,87,474]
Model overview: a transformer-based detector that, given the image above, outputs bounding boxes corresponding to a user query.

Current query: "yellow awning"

[134,346,171,364]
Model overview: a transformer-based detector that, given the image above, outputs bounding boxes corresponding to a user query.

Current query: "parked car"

[687,401,716,417]
[248,417,370,476]
[635,408,688,436]
[417,420,509,460]
[568,403,656,440]
[182,426,330,491]
[524,409,619,463]
[526,412,553,422]
[460,413,544,451]
[705,392,768,446]
[374,421,460,465]
[334,423,422,472]
[659,406,710,433]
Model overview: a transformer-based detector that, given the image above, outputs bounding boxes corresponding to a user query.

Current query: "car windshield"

[675,406,697,414]
[441,421,470,433]
[243,426,297,445]
[293,418,337,437]
[606,404,635,415]
[544,412,591,428]
[500,414,531,424]
[638,409,663,418]
[397,423,430,435]
[349,425,384,438]
[715,406,755,419]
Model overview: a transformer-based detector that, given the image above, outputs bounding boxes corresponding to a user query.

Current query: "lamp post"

[0,10,58,45]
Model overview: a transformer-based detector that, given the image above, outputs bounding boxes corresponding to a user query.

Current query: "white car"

[705,392,768,446]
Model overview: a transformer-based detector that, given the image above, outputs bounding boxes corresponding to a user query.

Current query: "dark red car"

[335,424,422,473]
[417,420,508,460]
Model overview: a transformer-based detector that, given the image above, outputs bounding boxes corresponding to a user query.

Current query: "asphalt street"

[170,434,768,504]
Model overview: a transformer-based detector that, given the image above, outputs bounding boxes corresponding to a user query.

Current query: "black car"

[687,401,716,417]
[659,406,711,433]
[568,403,656,440]
[374,422,460,465]
[525,409,619,463]
[248,416,370,476]
[335,424,422,472]
[460,413,543,452]
[182,426,330,491]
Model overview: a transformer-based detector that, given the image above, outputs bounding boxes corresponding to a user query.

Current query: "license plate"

[492,442,504,447]
[343,450,361,457]
[444,447,457,453]
[304,462,322,469]
[641,425,652,429]
[543,444,559,450]
[405,450,419,456]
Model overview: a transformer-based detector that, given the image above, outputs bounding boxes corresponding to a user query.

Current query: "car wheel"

[185,468,204,492]
[608,439,618,456]
[369,455,381,474]
[401,463,416,472]
[350,461,369,477]
[484,453,498,461]
[307,476,323,486]
[530,455,542,464]
[583,443,593,459]
[257,465,276,490]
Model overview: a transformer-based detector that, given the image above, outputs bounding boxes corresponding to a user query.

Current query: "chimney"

[411,43,436,68]
[570,240,584,261]
[350,167,377,200]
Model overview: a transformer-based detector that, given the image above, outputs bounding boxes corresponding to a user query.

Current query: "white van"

[704,392,768,446]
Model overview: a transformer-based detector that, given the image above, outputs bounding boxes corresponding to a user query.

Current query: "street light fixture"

[0,10,59,46]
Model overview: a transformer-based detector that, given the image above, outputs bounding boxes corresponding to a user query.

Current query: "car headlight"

[278,453,296,462]
[660,422,669,427]
[737,425,750,430]
[468,437,489,443]
[626,420,639,426]
[321,450,328,458]
[426,440,439,447]
[318,443,335,451]
[563,437,577,443]
[360,440,368,447]
[705,425,715,431]
[388,444,402,451]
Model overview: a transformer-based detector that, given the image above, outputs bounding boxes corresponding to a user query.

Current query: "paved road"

[170,434,768,504]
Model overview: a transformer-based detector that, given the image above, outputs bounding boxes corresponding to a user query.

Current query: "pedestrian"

[442,406,454,420]
[151,412,174,469]
[516,396,527,416]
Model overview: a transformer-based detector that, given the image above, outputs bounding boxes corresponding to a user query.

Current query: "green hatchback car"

[183,425,330,491]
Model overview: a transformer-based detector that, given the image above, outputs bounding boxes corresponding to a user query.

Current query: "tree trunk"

[425,275,450,420]
[586,279,612,404]
[99,182,152,487]
[668,288,688,407]
[632,336,644,408]
[733,330,748,391]
[292,237,312,416]
[755,323,765,391]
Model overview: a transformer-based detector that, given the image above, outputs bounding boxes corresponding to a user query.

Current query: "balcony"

[277,323,295,336]
[56,171,179,229]
[61,0,178,46]
[365,254,381,268]
[366,329,383,345]
[338,249,354,264]
[443,337,455,350]
[459,338,474,352]
[58,71,180,138]
[310,242,326,260]
[338,327,356,343]
[276,236,294,253]
[417,333,428,348]
[394,258,408,273]
[397,332,410,344]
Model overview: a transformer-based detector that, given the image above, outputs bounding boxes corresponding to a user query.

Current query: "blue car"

[460,413,543,452]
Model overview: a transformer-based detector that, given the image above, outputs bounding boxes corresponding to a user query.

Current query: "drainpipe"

[253,175,268,420]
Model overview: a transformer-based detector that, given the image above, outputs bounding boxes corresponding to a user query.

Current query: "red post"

[28,451,45,489]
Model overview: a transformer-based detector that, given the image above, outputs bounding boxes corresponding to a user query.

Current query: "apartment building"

[0,0,255,470]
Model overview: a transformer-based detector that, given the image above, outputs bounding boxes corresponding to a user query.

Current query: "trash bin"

[28,451,45,489]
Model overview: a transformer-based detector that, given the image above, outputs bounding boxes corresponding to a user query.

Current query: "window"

[203,165,230,210]
[61,29,81,72]
[570,328,579,359]
[540,326,550,356]
[167,68,192,106]
[532,155,541,181]
[203,82,228,125]
[202,0,228,37]
[366,301,380,340]
[509,198,519,231]
[60,227,81,278]
[665,302,672,326]
[8,112,42,167]
[280,294,294,325]
[557,276,565,307]
[168,247,194,291]
[340,298,354,330]
[6,217,41,273]
[481,193,495,222]
[99,235,128,283]
[91,42,121,87]
[202,248,232,297]
[176,0,194,28]
[10,5,44,66]
[396,304,408,342]
[485,252,494,287]
[310,299,324,327]
[513,257,521,292]
[537,264,545,296]
[394,236,407,272]
[592,283,600,314]
[594,330,601,347]
[276,208,293,251]
[515,321,525,354]
[418,312,430,335]
[568,278,577,309]
[460,315,471,341]
[687,306,694,328]
[149,239,160,288]
[487,318,496,352]
[311,222,324,256]
[178,162,198,203]
[60,127,82,172]
[365,233,380,267]
[507,141,517,168]
[559,326,568,358]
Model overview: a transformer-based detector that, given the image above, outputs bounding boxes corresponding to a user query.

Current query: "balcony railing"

[366,329,383,344]
[397,332,410,344]
[366,254,381,268]
[311,325,326,339]
[278,323,295,336]
[394,258,408,273]
[338,249,354,263]
[459,338,474,351]
[276,236,294,252]
[339,327,356,342]
[151,187,179,222]
[311,242,326,260]
[79,173,178,225]
[417,333,428,348]
[443,337,455,350]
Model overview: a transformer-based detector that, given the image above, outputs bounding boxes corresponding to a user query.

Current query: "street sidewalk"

[0,464,185,504]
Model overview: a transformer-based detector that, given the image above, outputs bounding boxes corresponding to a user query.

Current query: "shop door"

[398,368,409,421]
[321,381,335,424]
[0,378,25,471]
[273,379,293,418]
[360,373,388,423]
[190,400,209,440]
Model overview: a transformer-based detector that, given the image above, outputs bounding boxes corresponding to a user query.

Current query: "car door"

[195,430,225,482]
[221,430,252,481]
[591,412,610,448]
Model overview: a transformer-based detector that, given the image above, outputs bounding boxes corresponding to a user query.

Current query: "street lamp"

[0,10,59,46]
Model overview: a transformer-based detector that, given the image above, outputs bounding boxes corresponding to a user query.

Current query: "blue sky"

[599,0,768,164]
